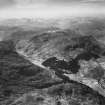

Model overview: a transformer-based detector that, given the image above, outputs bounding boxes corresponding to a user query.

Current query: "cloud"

[26,0,105,4]
[47,0,105,5]
[0,0,104,19]
[5,0,105,5]
[0,0,16,8]
[0,0,105,9]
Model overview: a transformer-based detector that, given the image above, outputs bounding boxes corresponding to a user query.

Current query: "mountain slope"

[0,40,63,104]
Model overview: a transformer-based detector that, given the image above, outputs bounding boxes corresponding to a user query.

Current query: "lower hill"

[0,40,63,104]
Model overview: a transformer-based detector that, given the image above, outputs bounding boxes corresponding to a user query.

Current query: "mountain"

[1,39,105,105]
[15,27,105,98]
[0,40,64,104]
[1,17,105,104]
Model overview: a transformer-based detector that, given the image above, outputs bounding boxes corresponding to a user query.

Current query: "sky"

[0,0,105,19]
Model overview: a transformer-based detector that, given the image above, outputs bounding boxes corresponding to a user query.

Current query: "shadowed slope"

[0,40,63,104]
